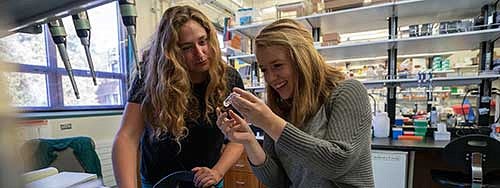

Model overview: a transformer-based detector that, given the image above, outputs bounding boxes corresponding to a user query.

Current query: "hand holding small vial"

[221,93,240,118]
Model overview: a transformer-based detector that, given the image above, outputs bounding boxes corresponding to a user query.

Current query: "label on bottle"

[478,108,489,115]
[481,96,491,103]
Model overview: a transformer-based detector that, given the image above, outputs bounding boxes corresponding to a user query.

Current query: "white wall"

[134,0,237,51]
[17,115,122,187]
[17,115,121,141]
[48,115,121,140]
[136,0,158,51]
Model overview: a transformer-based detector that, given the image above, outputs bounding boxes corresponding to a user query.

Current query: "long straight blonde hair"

[255,19,345,126]
[140,6,228,141]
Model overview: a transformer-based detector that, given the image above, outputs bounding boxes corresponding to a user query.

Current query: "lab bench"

[371,137,484,188]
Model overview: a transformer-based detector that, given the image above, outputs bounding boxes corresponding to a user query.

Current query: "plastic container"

[395,112,404,126]
[394,119,404,126]
[441,59,451,70]
[432,56,442,71]
[430,107,438,127]
[491,123,500,141]
[373,112,390,138]
[452,104,470,115]
[236,8,254,25]
[437,122,447,132]
[404,131,415,136]
[415,127,427,136]
[435,123,449,140]
[392,127,403,140]
[434,131,450,140]
[413,119,428,127]
[398,135,423,141]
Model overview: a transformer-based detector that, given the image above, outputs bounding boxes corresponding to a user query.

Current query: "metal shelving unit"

[228,0,494,37]
[397,28,500,56]
[243,74,500,91]
[227,54,256,64]
[226,28,500,62]
[226,0,500,128]
[395,0,493,26]
[363,74,500,89]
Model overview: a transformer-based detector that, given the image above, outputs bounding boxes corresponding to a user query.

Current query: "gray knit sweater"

[251,79,374,188]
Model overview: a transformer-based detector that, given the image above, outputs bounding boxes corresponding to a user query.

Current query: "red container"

[452,104,470,115]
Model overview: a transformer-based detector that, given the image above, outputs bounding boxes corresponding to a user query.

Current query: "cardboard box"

[322,32,341,42]
[324,0,364,11]
[276,1,312,18]
[230,35,241,50]
[311,0,322,13]
[363,0,392,6]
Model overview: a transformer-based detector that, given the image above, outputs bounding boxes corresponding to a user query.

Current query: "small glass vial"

[221,93,240,117]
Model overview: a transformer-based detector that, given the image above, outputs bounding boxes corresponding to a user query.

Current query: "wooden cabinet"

[224,152,265,188]
[224,171,261,188]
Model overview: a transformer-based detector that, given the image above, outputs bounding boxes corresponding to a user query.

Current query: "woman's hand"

[217,109,268,167]
[192,167,222,188]
[216,108,255,144]
[230,88,285,130]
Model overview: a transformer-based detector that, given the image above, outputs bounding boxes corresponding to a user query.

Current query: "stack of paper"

[23,167,59,183]
[25,172,98,188]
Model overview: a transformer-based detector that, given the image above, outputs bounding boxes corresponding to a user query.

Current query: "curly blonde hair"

[255,19,345,126]
[140,6,228,141]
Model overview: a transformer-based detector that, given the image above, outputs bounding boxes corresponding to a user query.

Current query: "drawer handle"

[235,164,245,168]
[236,181,246,185]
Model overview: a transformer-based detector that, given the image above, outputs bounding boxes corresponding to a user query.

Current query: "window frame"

[3,2,129,112]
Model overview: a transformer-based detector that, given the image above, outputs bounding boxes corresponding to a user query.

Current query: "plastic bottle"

[441,59,451,70]
[432,56,442,71]
[373,112,390,138]
[464,99,475,124]
[430,107,438,128]
[447,114,456,127]
[395,111,404,126]
[491,123,500,141]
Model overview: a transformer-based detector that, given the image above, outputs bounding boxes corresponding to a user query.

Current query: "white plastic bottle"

[491,123,500,141]
[430,107,438,128]
[373,112,390,138]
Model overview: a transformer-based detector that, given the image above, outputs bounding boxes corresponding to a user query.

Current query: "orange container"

[398,135,424,141]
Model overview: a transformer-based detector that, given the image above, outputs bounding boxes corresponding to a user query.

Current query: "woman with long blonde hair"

[217,19,374,187]
[112,5,244,188]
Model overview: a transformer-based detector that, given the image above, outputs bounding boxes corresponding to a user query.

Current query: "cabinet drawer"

[224,171,260,188]
[230,153,252,173]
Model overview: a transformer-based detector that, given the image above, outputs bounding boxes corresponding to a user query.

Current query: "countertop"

[256,130,451,151]
[371,137,450,151]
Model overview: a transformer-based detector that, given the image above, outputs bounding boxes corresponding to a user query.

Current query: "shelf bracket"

[477,40,494,127]
[387,14,398,129]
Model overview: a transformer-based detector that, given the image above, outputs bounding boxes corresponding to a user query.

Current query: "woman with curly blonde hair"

[217,19,374,187]
[112,5,244,188]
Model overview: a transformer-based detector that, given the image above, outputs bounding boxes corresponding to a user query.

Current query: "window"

[0,2,127,111]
